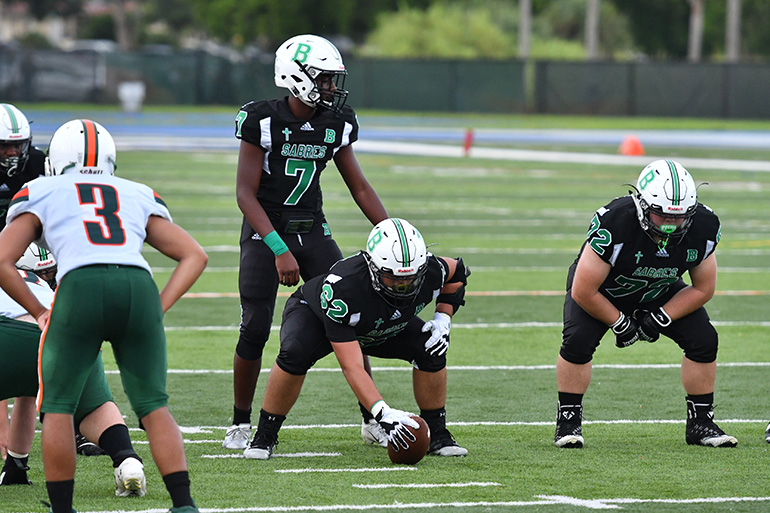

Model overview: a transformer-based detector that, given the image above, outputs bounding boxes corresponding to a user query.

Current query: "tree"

[519,0,532,58]
[725,0,741,61]
[360,2,516,58]
[585,0,600,60]
[687,0,705,62]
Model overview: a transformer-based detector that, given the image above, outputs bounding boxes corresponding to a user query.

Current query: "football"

[387,415,430,465]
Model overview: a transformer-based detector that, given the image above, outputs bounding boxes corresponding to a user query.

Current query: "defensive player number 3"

[76,183,127,245]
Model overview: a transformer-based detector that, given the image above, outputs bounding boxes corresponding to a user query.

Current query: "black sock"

[420,407,446,434]
[45,480,74,513]
[3,453,29,471]
[558,392,584,408]
[359,402,374,422]
[163,470,194,508]
[233,406,251,425]
[98,424,141,468]
[257,409,286,437]
[686,393,715,420]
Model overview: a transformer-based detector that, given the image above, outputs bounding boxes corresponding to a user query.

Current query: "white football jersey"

[0,270,54,319]
[7,174,172,284]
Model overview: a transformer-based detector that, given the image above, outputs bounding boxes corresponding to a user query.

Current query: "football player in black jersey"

[0,103,45,462]
[242,218,469,459]
[555,160,736,449]
[225,35,389,451]
[0,104,45,230]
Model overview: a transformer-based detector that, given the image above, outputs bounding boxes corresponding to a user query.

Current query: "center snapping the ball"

[388,415,430,465]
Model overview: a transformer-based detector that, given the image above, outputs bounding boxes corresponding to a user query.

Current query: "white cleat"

[223,423,252,450]
[361,419,388,448]
[114,457,146,497]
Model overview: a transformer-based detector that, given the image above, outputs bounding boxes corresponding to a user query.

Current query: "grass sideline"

[2,125,770,513]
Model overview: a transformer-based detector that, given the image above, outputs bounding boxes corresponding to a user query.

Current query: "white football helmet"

[363,218,428,306]
[274,34,348,114]
[0,103,31,177]
[46,119,117,176]
[16,242,57,287]
[632,159,698,245]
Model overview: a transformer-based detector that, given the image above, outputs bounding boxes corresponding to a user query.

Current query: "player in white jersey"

[0,119,207,513]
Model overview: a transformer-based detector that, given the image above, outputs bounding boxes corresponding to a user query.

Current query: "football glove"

[635,307,672,343]
[421,312,451,356]
[372,402,419,451]
[610,312,640,348]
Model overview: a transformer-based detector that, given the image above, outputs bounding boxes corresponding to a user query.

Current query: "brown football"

[387,415,430,465]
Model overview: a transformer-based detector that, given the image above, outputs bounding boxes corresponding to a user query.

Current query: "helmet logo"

[292,43,312,63]
[638,169,656,190]
[367,229,382,251]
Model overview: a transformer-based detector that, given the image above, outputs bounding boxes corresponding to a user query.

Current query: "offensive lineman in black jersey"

[555,159,736,449]
[243,218,469,459]
[225,35,389,450]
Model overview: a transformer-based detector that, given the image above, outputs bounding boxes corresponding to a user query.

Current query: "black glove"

[610,312,639,348]
[635,307,672,343]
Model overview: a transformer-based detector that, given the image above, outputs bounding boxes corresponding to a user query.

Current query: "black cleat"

[428,428,468,456]
[555,404,584,448]
[76,432,107,456]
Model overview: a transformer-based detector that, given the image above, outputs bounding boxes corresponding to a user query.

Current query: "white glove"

[372,401,419,450]
[421,312,451,356]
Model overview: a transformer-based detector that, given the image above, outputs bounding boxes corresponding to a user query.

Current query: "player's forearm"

[159,252,208,313]
[0,265,46,319]
[572,288,621,326]
[662,286,712,321]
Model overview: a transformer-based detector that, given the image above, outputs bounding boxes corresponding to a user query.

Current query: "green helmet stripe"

[1,104,19,133]
[392,219,411,266]
[666,159,680,205]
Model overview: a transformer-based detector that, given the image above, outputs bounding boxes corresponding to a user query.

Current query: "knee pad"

[559,326,600,365]
[413,352,446,373]
[236,303,274,360]
[274,347,312,376]
[681,323,718,363]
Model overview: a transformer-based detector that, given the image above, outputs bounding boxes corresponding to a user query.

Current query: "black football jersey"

[0,146,46,229]
[574,196,721,308]
[235,97,359,214]
[297,252,449,347]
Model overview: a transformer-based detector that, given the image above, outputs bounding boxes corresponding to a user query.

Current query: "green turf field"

[3,125,770,513]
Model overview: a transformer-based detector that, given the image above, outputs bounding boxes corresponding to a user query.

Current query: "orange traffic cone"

[619,135,645,156]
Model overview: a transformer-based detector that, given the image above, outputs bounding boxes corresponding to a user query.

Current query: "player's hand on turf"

[634,307,672,343]
[610,312,640,348]
[375,406,419,450]
[421,312,451,356]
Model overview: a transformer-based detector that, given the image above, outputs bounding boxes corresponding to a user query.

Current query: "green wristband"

[263,230,289,256]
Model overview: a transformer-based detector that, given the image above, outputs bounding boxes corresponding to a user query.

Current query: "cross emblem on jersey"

[282,127,292,141]
[374,318,385,329]
[635,251,643,264]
